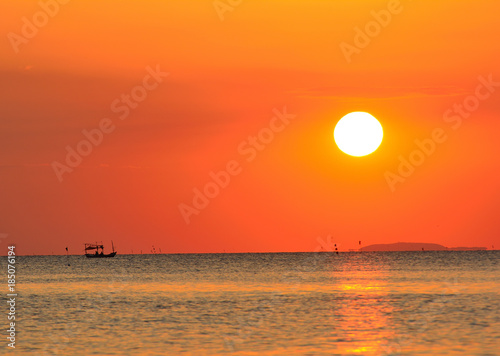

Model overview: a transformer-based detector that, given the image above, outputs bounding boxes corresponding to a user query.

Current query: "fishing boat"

[85,241,117,258]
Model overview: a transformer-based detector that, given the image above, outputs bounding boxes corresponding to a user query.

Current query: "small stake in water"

[65,247,70,266]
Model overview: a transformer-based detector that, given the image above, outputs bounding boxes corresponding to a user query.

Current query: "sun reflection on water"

[329,258,395,355]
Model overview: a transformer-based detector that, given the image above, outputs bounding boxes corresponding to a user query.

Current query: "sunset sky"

[1,0,499,255]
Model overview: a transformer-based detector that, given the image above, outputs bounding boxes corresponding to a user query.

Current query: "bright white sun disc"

[334,112,383,157]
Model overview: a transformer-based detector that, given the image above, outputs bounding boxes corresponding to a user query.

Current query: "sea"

[5,251,500,355]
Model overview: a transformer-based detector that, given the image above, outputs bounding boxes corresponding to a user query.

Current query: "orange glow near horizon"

[1,0,500,255]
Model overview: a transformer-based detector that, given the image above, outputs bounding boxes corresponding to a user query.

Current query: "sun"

[334,112,383,157]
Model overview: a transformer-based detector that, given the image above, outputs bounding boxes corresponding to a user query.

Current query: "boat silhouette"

[85,241,117,258]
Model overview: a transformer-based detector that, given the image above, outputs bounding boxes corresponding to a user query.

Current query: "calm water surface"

[6,251,500,355]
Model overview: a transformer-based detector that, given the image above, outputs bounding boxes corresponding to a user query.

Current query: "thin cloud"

[290,86,468,99]
[0,163,50,169]
[0,163,148,170]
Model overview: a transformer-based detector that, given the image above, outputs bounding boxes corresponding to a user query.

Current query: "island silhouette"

[360,242,487,252]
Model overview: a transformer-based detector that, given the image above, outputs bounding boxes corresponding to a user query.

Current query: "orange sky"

[1,0,499,255]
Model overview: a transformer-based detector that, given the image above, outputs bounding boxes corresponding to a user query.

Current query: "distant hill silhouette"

[360,242,487,252]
